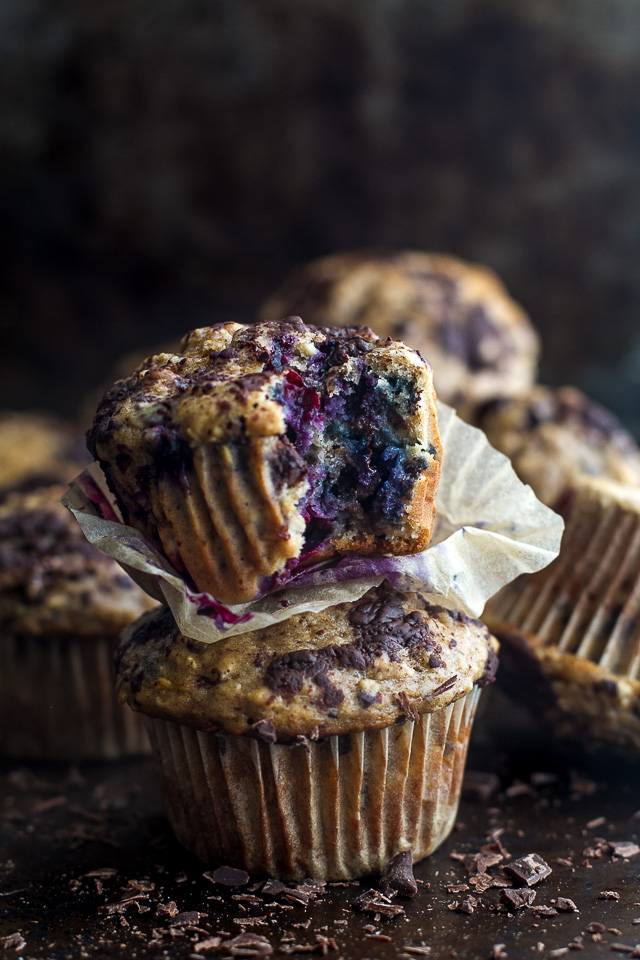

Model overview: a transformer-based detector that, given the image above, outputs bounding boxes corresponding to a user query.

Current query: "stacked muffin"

[0,414,157,758]
[88,319,499,880]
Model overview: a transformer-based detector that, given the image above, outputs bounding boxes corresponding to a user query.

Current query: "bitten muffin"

[87,319,442,605]
[0,411,88,493]
[259,250,539,418]
[485,479,640,755]
[477,386,640,507]
[0,480,157,758]
[117,581,498,879]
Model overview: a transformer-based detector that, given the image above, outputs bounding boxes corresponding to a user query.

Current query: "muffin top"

[0,482,157,636]
[259,250,539,418]
[87,318,442,604]
[0,411,88,493]
[116,581,498,740]
[477,386,640,507]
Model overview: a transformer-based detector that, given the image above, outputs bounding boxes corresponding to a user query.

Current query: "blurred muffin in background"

[0,411,88,492]
[485,478,640,756]
[0,478,157,758]
[260,250,540,420]
[477,385,640,507]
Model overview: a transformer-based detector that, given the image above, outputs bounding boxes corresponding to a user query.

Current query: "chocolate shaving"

[554,897,578,912]
[502,888,536,910]
[503,853,551,886]
[609,841,640,858]
[193,937,223,953]
[222,932,273,957]
[380,850,418,898]
[353,889,405,919]
[432,675,458,696]
[261,880,286,896]
[204,866,249,887]
[0,933,27,951]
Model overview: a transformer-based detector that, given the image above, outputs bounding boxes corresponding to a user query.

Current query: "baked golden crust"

[116,581,498,740]
[485,478,640,754]
[0,482,156,636]
[88,319,442,605]
[478,386,640,507]
[260,250,539,418]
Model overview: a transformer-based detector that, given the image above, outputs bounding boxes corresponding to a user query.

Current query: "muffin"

[87,319,442,606]
[116,581,498,879]
[259,250,539,419]
[0,410,88,493]
[485,478,640,755]
[477,386,640,507]
[0,480,157,758]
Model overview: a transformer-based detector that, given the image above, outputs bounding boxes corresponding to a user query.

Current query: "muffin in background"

[0,479,157,759]
[116,581,498,880]
[87,319,442,605]
[485,478,640,756]
[477,385,640,507]
[259,250,539,419]
[0,411,88,492]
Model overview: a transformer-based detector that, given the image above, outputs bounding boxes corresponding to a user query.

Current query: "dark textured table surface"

[2,690,640,960]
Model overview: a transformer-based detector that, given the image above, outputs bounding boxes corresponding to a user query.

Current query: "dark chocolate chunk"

[261,879,286,896]
[248,719,277,744]
[532,905,557,916]
[203,866,249,887]
[502,888,536,910]
[609,841,640,858]
[353,889,405,919]
[554,897,578,912]
[476,645,499,687]
[380,850,418,898]
[504,853,552,887]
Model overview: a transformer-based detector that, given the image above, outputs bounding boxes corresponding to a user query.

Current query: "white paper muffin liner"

[145,686,481,881]
[0,632,149,759]
[63,403,564,643]
[487,482,640,676]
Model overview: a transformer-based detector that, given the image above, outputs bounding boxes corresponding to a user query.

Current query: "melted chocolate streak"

[264,586,455,711]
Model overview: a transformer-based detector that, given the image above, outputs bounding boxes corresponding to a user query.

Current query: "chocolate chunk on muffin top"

[87,319,442,605]
[116,581,498,739]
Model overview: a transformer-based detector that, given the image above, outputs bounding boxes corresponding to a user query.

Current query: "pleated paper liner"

[145,686,481,881]
[485,479,640,753]
[0,633,149,759]
[147,440,307,605]
[486,480,640,677]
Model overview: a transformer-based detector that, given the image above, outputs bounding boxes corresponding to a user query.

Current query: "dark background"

[2,0,640,433]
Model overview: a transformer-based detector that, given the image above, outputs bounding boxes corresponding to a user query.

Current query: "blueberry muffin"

[87,319,442,605]
[117,581,498,879]
[477,386,640,507]
[0,479,157,758]
[485,479,640,755]
[260,250,539,418]
[0,411,88,493]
